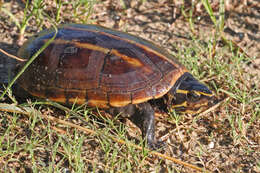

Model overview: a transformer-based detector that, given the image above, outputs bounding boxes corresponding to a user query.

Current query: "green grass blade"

[0,26,58,100]
[201,0,217,26]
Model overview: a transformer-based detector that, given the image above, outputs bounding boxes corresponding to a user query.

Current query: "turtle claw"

[147,140,165,150]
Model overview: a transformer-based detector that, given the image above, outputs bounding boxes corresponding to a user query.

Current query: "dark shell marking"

[18,24,187,108]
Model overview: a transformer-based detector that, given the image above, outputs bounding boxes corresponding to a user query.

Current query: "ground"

[0,0,259,172]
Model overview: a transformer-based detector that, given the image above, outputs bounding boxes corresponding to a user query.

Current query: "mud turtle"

[18,24,214,148]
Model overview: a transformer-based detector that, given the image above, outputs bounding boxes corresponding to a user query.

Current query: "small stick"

[0,48,26,62]
[0,103,211,172]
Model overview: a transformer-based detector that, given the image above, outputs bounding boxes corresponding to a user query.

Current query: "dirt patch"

[0,0,259,172]
[0,1,259,83]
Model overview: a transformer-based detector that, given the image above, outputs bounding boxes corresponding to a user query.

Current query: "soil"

[0,0,259,172]
[0,0,259,84]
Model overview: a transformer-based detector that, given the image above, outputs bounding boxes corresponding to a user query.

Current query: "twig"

[0,48,26,62]
[198,97,228,117]
[0,103,212,172]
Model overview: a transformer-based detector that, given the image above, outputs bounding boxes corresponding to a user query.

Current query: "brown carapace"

[18,24,215,148]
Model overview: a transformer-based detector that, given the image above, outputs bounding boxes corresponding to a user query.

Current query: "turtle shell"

[18,24,188,108]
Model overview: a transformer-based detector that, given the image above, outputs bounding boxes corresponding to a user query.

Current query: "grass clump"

[0,0,259,172]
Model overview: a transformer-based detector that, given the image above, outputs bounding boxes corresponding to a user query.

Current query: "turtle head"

[169,73,215,114]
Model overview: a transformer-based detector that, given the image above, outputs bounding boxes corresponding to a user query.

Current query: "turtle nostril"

[209,97,219,106]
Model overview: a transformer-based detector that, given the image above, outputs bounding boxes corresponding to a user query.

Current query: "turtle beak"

[208,96,218,107]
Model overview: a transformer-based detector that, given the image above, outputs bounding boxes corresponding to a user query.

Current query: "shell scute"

[18,24,187,108]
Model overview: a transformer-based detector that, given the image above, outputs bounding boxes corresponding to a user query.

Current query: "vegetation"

[0,0,259,172]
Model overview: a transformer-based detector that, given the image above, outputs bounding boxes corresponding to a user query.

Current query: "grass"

[0,0,259,172]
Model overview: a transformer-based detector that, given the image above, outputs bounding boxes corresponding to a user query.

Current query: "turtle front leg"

[109,103,157,149]
[134,102,156,148]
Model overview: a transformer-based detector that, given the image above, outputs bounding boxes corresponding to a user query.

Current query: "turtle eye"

[186,91,200,101]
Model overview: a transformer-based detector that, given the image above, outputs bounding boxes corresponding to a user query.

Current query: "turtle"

[17,24,215,148]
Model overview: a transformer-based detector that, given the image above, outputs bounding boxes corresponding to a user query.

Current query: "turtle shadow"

[0,42,29,103]
[0,42,19,87]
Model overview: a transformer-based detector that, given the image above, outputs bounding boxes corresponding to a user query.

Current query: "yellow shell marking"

[46,39,143,68]
[110,49,143,67]
[74,41,110,54]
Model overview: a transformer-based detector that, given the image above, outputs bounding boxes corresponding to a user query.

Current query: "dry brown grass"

[0,0,259,172]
